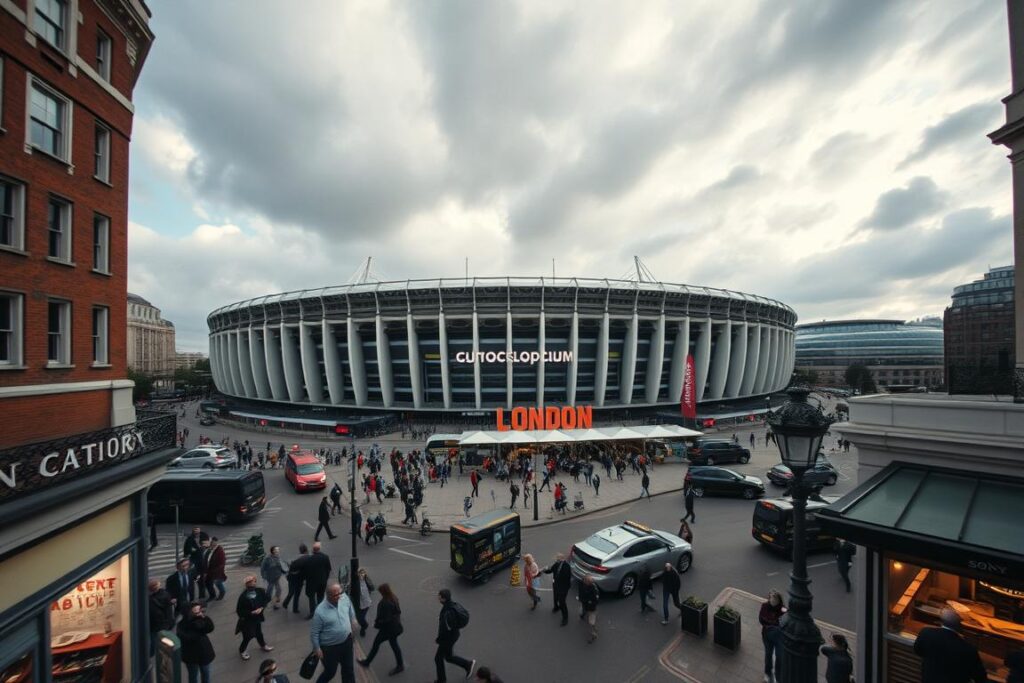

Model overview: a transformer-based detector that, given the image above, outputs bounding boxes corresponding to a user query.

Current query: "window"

[94,124,110,182]
[0,292,23,366]
[0,177,25,250]
[47,300,71,365]
[34,0,67,50]
[47,197,72,262]
[29,81,70,161]
[92,214,109,272]
[96,29,112,81]
[92,307,108,364]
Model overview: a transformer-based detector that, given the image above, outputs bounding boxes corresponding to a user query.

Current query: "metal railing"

[946,364,1024,401]
[0,411,178,504]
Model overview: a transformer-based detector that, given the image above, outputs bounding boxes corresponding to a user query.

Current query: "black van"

[149,470,266,525]
[751,494,840,555]
[450,509,521,581]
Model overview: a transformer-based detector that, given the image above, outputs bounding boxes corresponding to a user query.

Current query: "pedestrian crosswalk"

[146,537,250,580]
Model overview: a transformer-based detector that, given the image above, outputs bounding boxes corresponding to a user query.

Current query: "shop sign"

[496,406,593,431]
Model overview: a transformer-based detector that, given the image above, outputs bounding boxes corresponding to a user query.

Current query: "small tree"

[844,364,877,394]
[127,367,154,401]
[792,368,819,386]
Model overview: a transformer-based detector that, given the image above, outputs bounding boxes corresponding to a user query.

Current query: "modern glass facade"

[944,266,1016,376]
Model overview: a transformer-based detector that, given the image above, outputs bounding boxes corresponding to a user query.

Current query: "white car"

[170,446,237,469]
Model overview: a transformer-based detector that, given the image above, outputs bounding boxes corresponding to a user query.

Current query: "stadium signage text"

[454,351,573,365]
[496,406,593,431]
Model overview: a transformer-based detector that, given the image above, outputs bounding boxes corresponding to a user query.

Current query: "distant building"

[795,319,944,389]
[175,351,207,369]
[943,265,1015,381]
[127,292,175,379]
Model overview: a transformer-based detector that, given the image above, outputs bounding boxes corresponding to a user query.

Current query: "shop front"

[818,462,1024,683]
[0,412,181,683]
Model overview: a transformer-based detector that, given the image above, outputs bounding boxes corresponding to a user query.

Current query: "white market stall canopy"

[457,424,703,446]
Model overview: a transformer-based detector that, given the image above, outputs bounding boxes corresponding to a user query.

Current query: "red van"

[284,452,327,492]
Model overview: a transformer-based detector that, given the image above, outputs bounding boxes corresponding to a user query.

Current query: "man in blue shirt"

[311,582,359,683]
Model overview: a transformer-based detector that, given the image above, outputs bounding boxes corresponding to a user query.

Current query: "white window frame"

[92,306,109,365]
[47,195,72,263]
[34,0,68,51]
[0,175,26,252]
[27,77,73,163]
[47,299,71,366]
[96,28,112,82]
[94,122,110,183]
[0,291,24,367]
[92,213,110,274]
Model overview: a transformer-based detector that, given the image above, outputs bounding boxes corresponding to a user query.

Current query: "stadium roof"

[457,423,702,445]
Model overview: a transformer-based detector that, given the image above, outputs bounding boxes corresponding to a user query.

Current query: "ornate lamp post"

[767,386,834,683]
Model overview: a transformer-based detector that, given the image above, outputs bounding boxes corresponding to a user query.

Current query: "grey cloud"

[901,103,1002,167]
[810,133,875,181]
[861,177,947,231]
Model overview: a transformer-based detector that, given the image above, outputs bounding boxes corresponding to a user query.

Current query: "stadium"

[207,277,797,414]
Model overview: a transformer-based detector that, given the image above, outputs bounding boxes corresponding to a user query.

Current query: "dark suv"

[686,439,751,466]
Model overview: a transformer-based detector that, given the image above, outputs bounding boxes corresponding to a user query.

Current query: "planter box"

[713,612,742,650]
[681,602,708,636]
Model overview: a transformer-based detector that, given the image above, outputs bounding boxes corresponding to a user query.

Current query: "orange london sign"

[496,406,593,431]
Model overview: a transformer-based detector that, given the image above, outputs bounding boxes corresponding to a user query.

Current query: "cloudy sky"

[127,0,1014,352]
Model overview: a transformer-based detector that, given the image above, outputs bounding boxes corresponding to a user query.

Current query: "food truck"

[450,509,521,581]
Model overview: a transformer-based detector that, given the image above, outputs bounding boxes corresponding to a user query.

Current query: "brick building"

[943,265,1016,383]
[0,3,182,681]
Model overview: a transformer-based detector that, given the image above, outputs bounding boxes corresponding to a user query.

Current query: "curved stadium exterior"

[207,277,797,413]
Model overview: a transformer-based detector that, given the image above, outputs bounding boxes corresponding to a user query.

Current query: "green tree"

[844,364,877,394]
[792,368,819,386]
[127,367,154,401]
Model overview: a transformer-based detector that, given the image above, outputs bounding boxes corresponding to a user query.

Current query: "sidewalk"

[659,587,857,682]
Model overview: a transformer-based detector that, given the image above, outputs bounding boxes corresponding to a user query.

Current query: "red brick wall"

[1,389,112,447]
[0,2,148,390]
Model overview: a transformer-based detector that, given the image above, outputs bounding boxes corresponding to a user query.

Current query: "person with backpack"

[578,575,600,643]
[434,589,476,682]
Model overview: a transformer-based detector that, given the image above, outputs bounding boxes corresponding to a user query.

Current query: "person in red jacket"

[470,469,480,497]
[204,537,228,601]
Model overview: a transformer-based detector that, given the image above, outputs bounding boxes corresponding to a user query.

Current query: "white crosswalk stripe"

[147,540,250,579]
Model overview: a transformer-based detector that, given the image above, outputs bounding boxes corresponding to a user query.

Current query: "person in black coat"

[820,633,854,683]
[661,563,681,625]
[166,558,196,618]
[148,579,176,656]
[578,575,600,643]
[835,540,856,593]
[303,542,332,617]
[683,485,696,522]
[357,582,405,676]
[543,553,573,626]
[314,497,337,541]
[638,566,654,613]
[913,608,989,683]
[282,544,308,613]
[183,527,209,565]
[330,482,343,515]
[235,575,272,660]
[177,601,215,683]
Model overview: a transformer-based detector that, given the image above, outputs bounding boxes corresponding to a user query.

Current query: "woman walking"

[357,582,405,676]
[523,554,541,610]
[260,546,286,610]
[256,658,290,683]
[235,575,273,661]
[759,589,786,683]
[678,519,693,544]
[354,568,374,637]
[178,601,215,683]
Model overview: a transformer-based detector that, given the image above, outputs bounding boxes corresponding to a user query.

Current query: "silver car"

[570,520,693,597]
[170,446,237,469]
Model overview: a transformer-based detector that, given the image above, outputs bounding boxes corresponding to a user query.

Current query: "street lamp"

[767,386,834,683]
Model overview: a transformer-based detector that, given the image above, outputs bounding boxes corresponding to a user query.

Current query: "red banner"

[681,354,697,419]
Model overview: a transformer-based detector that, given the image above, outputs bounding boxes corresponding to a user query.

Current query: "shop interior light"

[893,561,903,570]
[979,581,1024,599]
[160,636,175,647]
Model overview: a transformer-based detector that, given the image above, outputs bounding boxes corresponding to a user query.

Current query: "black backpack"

[450,601,470,629]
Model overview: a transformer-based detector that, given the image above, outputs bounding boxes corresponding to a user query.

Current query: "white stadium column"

[740,323,761,396]
[376,316,394,408]
[594,311,610,407]
[780,330,795,388]
[280,324,306,402]
[249,328,272,399]
[438,312,452,409]
[506,311,514,407]
[236,329,256,397]
[322,321,345,404]
[694,319,713,401]
[707,321,731,400]
[645,314,666,404]
[754,325,773,394]
[263,325,288,400]
[536,311,546,406]
[472,311,482,409]
[725,322,747,398]
[768,327,783,392]
[300,323,324,404]
[619,311,639,404]
[667,318,690,403]
[785,331,796,383]
[567,311,579,405]
[209,334,223,392]
[774,328,788,390]
[346,318,368,407]
[407,315,423,409]
[226,332,244,396]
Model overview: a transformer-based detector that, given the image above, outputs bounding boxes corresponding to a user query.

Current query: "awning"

[817,462,1024,584]
[229,411,337,427]
[457,423,702,446]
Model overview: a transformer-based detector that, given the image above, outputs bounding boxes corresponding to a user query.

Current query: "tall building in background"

[944,265,1016,382]
[0,3,179,680]
[126,291,175,381]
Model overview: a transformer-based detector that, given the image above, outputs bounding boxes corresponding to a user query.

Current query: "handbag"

[299,651,319,680]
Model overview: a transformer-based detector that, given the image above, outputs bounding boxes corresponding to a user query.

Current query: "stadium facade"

[207,278,796,413]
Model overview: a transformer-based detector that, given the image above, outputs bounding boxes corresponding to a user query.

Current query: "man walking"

[315,497,337,541]
[683,485,696,523]
[835,539,856,593]
[330,482,343,515]
[640,471,651,499]
[638,566,655,614]
[311,583,360,683]
[592,472,600,497]
[435,589,475,682]
[470,469,480,497]
[304,542,332,618]
[914,608,988,683]
[166,558,196,620]
[509,482,519,509]
[205,537,227,601]
[578,575,600,643]
[750,433,756,449]
[661,562,681,625]
[543,553,573,626]
[283,544,308,613]
[539,468,552,492]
